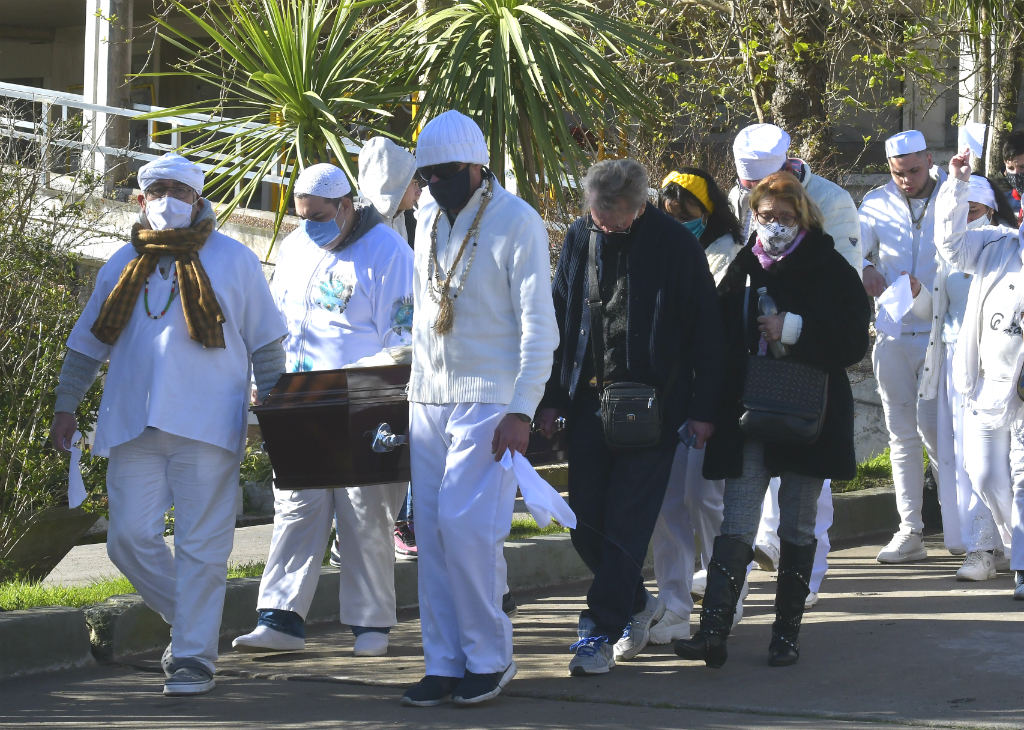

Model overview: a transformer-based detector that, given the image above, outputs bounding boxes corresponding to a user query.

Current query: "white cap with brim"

[138,152,204,195]
[358,137,417,220]
[967,175,997,210]
[884,130,927,158]
[733,123,790,181]
[295,163,352,198]
[415,110,489,169]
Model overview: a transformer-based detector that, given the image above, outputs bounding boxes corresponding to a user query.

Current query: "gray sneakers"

[613,590,665,661]
[569,636,615,676]
[163,666,215,696]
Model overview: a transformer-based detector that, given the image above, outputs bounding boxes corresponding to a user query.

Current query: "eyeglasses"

[145,185,196,202]
[755,211,797,227]
[586,213,637,236]
[417,162,466,184]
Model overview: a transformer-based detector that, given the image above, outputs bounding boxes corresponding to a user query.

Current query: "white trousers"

[873,332,940,534]
[961,409,1024,569]
[106,428,240,673]
[410,402,518,676]
[756,478,832,593]
[652,443,723,620]
[256,483,406,627]
[937,346,1000,552]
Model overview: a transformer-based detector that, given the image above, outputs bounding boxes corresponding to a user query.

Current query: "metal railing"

[0,81,359,193]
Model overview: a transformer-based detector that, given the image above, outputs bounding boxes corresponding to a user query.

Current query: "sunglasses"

[417,162,467,184]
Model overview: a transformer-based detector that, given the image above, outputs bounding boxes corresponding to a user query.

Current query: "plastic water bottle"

[757,287,789,358]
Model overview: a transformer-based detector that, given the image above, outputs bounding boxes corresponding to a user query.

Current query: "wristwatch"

[512,413,531,423]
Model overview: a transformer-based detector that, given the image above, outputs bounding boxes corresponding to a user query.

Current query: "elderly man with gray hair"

[537,158,726,676]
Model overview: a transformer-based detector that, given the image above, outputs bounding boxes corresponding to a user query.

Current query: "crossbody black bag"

[738,278,829,444]
[588,231,679,449]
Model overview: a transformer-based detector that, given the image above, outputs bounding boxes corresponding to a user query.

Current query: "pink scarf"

[752,229,807,269]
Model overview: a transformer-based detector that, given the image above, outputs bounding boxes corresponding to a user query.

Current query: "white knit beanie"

[358,137,417,220]
[295,163,351,198]
[415,110,489,168]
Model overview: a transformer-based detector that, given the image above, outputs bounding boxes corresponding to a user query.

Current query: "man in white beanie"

[860,129,948,563]
[359,136,422,247]
[728,123,861,606]
[400,110,558,707]
[49,152,288,696]
[232,162,413,658]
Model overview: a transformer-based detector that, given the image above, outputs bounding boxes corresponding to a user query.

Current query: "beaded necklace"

[427,176,494,334]
[144,269,179,319]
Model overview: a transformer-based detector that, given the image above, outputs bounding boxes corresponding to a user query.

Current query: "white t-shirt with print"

[271,222,414,373]
[979,270,1024,382]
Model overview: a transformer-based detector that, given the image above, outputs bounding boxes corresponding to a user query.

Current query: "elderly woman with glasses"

[675,171,871,669]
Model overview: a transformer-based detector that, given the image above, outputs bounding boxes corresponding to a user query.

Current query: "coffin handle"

[372,423,408,453]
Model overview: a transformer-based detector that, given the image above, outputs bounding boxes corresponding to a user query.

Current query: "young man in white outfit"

[400,110,558,707]
[232,163,413,658]
[725,124,861,608]
[860,130,948,563]
[49,153,288,696]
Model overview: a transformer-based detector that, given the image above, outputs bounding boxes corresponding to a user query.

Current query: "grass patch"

[832,448,895,493]
[509,514,569,540]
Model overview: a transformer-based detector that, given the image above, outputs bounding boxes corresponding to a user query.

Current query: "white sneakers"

[648,610,690,645]
[232,625,305,652]
[733,576,750,627]
[956,551,996,581]
[876,531,928,563]
[613,591,665,661]
[754,540,780,572]
[804,592,819,609]
[691,570,707,599]
[353,631,390,657]
[994,550,1011,572]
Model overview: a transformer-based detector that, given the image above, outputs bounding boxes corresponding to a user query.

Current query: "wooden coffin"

[253,363,566,490]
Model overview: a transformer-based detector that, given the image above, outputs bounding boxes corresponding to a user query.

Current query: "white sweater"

[409,177,558,416]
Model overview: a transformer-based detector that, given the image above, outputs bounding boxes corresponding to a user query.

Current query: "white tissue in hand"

[68,430,87,509]
[876,274,914,338]
[500,449,577,529]
[958,123,987,159]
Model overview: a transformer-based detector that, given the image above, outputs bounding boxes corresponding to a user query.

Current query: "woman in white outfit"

[909,171,1006,579]
[650,169,744,644]
[933,150,1024,598]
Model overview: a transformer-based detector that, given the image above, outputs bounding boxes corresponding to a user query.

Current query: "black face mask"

[429,165,473,212]
[1006,171,1024,196]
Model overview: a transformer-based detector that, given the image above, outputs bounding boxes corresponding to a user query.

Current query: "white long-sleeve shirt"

[409,177,558,416]
[271,222,414,373]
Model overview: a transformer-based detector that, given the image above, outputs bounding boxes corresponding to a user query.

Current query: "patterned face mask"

[1006,171,1024,196]
[755,219,801,254]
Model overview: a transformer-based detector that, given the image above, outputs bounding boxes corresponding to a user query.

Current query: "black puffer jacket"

[702,228,871,481]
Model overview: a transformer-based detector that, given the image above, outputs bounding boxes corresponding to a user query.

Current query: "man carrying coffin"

[232,163,414,657]
[49,153,288,696]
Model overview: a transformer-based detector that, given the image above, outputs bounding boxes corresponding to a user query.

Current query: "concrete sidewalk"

[3,535,1022,729]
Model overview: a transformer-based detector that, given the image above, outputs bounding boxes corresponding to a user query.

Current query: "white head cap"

[358,137,417,220]
[295,163,351,199]
[733,124,791,181]
[138,152,204,194]
[884,130,927,158]
[967,175,997,210]
[415,110,489,169]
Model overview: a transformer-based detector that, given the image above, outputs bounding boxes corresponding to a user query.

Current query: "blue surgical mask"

[683,216,707,240]
[300,218,342,248]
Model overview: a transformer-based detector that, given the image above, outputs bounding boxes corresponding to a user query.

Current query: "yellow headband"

[662,171,714,214]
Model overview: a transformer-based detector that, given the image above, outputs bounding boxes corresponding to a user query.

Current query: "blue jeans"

[397,484,413,522]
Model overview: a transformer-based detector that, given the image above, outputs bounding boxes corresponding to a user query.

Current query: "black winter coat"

[702,228,871,481]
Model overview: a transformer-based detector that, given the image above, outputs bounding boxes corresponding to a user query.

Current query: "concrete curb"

[3,484,887,680]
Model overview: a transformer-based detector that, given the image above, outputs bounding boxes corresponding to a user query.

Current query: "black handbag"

[738,279,829,445]
[587,232,679,450]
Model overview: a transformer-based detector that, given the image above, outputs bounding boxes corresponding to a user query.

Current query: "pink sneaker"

[395,523,417,558]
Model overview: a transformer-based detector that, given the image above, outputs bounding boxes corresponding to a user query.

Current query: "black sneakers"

[452,660,517,705]
[400,675,459,707]
[502,591,518,617]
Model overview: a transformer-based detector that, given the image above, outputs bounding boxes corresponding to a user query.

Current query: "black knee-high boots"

[674,535,753,668]
[768,539,816,667]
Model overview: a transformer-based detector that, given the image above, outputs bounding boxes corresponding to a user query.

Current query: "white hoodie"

[358,137,417,244]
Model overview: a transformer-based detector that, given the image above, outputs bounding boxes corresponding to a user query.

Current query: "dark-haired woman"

[649,169,745,645]
[676,172,870,668]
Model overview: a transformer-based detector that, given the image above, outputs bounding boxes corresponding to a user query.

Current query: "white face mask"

[966,214,990,230]
[145,196,195,231]
[756,220,801,253]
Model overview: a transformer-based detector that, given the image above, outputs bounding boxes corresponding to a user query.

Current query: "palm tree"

[138,0,413,243]
[400,0,673,208]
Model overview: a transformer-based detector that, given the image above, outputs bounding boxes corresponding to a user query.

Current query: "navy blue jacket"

[540,203,726,441]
